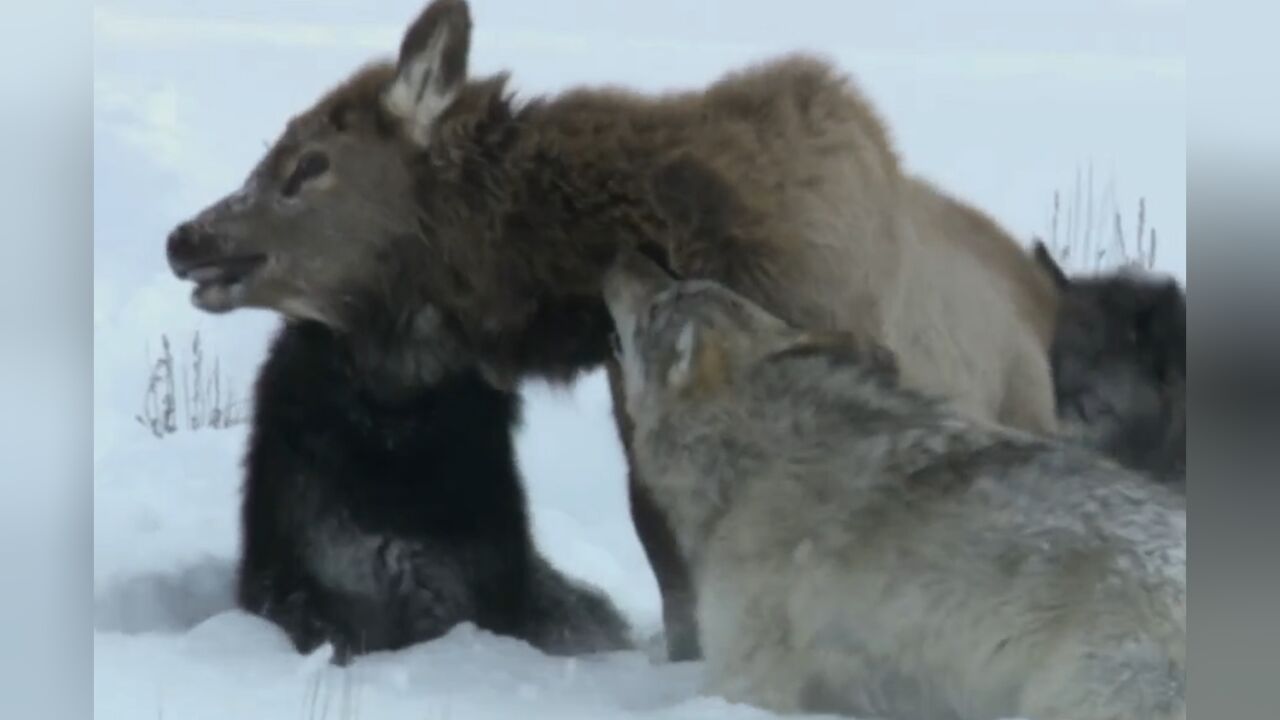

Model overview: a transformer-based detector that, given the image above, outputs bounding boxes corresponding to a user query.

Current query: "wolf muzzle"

[602,249,677,325]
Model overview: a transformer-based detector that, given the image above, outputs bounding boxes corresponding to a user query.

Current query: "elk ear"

[383,0,472,146]
[1031,239,1070,289]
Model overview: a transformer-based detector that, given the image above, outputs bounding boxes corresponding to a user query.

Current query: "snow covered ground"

[93,391,715,720]
[93,1,1185,718]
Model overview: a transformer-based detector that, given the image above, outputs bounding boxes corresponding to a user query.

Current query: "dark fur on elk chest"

[235,320,624,661]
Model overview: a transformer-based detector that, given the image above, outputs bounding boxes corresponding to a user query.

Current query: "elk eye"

[282,151,330,197]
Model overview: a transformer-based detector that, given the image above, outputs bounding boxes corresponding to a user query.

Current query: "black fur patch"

[237,320,631,661]
[1047,265,1186,487]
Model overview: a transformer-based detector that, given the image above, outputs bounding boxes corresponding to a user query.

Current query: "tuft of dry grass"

[136,330,248,438]
[1040,161,1160,274]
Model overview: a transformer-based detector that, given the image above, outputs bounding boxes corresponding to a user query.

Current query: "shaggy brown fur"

[165,0,1060,660]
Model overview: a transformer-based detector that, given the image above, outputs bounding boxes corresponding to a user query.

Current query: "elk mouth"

[174,254,268,312]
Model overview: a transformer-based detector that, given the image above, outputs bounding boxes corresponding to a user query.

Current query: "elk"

[166,0,1060,660]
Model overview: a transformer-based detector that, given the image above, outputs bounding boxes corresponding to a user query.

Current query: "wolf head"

[602,250,897,421]
[1032,242,1186,479]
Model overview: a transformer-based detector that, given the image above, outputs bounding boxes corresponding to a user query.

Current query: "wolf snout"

[602,250,676,319]
[600,266,639,320]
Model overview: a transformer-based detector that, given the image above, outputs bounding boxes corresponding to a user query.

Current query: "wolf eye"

[281,151,330,197]
[609,331,623,359]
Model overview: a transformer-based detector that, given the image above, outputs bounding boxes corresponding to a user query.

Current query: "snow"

[93,1,1183,718]
[93,380,778,720]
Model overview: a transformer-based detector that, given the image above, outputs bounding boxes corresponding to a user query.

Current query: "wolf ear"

[667,322,699,389]
[1031,239,1070,289]
[667,321,728,395]
[383,0,472,146]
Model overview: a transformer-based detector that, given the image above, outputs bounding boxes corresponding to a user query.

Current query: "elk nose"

[166,221,216,275]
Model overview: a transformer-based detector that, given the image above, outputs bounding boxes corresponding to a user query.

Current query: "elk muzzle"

[166,219,267,313]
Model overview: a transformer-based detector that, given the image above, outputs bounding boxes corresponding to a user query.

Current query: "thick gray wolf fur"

[603,250,1187,720]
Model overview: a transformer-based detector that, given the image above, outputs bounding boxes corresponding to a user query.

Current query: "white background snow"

[92,1,1186,718]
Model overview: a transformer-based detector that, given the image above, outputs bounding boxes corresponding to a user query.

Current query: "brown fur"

[913,180,1059,348]
[165,0,1061,660]
[894,177,1061,432]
